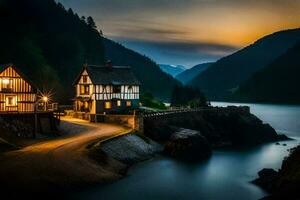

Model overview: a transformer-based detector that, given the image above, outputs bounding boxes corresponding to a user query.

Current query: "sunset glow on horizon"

[58,0,300,66]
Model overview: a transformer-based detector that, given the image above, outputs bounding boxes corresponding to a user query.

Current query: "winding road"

[0,117,131,195]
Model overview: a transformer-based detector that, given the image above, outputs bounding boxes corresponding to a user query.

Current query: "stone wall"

[0,112,59,138]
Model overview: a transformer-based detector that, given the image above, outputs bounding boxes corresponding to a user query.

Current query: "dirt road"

[0,117,131,196]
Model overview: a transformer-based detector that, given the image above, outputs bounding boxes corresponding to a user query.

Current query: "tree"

[87,16,97,29]
[170,85,207,107]
[81,16,86,23]
[68,8,74,16]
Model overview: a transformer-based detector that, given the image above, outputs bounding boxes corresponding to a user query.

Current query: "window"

[117,100,121,107]
[113,85,121,93]
[82,75,88,83]
[5,95,17,106]
[1,79,12,90]
[126,101,132,107]
[105,101,112,109]
[80,85,89,95]
[84,102,89,109]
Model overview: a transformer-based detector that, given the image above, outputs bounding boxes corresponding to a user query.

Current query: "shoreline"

[0,106,296,198]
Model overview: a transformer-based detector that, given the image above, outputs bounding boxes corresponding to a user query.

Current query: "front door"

[5,95,18,111]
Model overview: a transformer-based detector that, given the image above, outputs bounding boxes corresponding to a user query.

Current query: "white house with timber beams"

[73,63,140,114]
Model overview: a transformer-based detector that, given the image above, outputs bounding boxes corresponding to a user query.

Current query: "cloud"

[58,0,300,66]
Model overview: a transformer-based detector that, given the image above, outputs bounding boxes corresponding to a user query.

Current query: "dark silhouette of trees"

[87,16,97,29]
[81,16,86,23]
[0,0,105,103]
[140,92,166,110]
[233,41,300,104]
[170,85,207,107]
[0,0,181,102]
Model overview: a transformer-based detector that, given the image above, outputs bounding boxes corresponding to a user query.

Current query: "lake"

[72,102,300,200]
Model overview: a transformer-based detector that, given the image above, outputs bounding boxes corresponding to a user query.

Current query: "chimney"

[106,60,113,69]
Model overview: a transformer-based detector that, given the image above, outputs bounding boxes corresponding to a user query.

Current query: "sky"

[58,0,300,68]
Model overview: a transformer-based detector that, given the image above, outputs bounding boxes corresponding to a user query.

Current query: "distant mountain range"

[188,28,300,100]
[176,62,213,84]
[233,41,300,104]
[159,64,186,77]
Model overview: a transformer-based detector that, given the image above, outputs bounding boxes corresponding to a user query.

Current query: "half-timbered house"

[73,63,140,114]
[0,64,37,112]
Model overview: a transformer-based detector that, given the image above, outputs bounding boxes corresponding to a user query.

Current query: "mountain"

[188,28,300,100]
[176,62,213,84]
[0,0,105,103]
[104,39,181,101]
[0,0,180,102]
[233,41,300,104]
[159,64,186,77]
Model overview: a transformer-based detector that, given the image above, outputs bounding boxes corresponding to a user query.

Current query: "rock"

[253,146,300,199]
[144,106,288,147]
[100,134,163,165]
[253,168,278,192]
[282,143,287,146]
[276,142,280,145]
[258,168,278,178]
[164,128,212,162]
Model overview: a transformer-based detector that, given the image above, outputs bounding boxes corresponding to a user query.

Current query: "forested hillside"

[233,41,300,104]
[189,28,300,100]
[0,0,105,103]
[0,0,180,102]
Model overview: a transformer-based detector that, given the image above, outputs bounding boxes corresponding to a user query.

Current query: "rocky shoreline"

[143,106,288,148]
[0,106,291,197]
[87,106,289,180]
[253,145,300,200]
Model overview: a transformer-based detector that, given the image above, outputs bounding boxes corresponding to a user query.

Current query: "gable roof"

[0,63,11,73]
[0,63,38,92]
[74,65,141,85]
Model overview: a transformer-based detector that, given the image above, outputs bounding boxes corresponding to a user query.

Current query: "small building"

[73,63,140,114]
[0,64,37,112]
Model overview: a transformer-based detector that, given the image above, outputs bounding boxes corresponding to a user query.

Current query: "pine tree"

[87,16,97,29]
[81,16,86,23]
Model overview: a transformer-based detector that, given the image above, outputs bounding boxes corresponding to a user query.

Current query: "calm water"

[72,102,300,200]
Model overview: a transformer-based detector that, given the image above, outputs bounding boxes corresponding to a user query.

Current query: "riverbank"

[0,106,293,199]
[69,103,300,200]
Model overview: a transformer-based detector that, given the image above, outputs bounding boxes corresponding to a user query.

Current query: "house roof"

[74,65,141,85]
[0,63,12,72]
[0,63,38,91]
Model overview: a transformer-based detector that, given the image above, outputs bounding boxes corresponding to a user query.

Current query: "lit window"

[2,79,9,85]
[80,85,89,95]
[5,96,17,106]
[105,101,112,109]
[2,79,12,90]
[126,101,132,107]
[117,100,121,107]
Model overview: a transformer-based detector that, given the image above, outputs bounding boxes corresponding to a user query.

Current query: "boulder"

[100,134,163,165]
[252,168,278,192]
[164,128,212,161]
